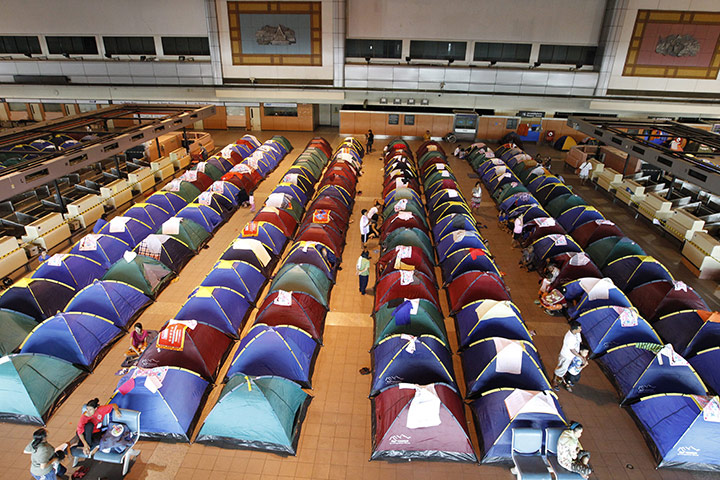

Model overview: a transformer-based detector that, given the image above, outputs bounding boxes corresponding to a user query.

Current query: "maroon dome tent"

[252,207,298,237]
[254,291,327,342]
[295,223,345,255]
[371,382,477,462]
[376,246,436,281]
[548,252,602,289]
[137,321,233,381]
[447,272,510,313]
[571,219,624,248]
[380,213,429,241]
[628,280,709,322]
[374,270,440,313]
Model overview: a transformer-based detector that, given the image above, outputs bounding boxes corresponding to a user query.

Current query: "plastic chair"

[511,428,552,479]
[545,428,584,479]
[71,408,141,476]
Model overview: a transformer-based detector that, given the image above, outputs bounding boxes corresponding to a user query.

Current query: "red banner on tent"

[157,323,187,351]
[243,222,259,236]
[313,210,330,224]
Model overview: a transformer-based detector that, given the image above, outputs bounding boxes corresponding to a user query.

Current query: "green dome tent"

[102,253,174,297]
[0,309,37,356]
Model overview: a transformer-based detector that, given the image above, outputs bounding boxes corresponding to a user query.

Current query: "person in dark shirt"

[365,129,374,154]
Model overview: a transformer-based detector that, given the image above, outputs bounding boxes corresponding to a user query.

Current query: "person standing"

[557,422,593,478]
[578,159,592,185]
[356,250,370,295]
[553,321,585,390]
[471,182,483,212]
[367,201,381,239]
[24,429,67,480]
[359,209,370,245]
[563,345,590,392]
[365,129,374,154]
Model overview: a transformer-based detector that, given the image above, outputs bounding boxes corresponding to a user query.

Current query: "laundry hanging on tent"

[401,383,442,429]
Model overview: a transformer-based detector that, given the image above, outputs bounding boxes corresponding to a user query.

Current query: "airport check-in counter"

[682,231,720,280]
[665,208,706,242]
[101,179,133,209]
[0,236,29,279]
[638,192,673,222]
[151,156,175,181]
[21,212,71,251]
[128,166,156,194]
[64,194,105,229]
[615,179,647,206]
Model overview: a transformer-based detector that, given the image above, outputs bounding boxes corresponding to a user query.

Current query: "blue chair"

[511,428,552,479]
[545,428,584,479]
[71,408,141,476]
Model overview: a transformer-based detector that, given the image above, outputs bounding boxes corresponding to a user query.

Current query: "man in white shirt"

[553,321,585,390]
[578,160,592,185]
[367,201,381,239]
[359,209,370,244]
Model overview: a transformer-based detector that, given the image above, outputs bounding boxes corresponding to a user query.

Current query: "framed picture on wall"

[623,10,720,79]
[388,114,399,125]
[226,1,322,66]
[506,118,518,129]
[404,115,415,126]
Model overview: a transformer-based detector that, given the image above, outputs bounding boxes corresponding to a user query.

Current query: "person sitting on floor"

[128,322,148,356]
[557,422,593,478]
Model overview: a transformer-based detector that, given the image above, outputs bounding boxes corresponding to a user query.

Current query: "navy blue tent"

[144,191,188,215]
[629,393,720,470]
[461,338,550,397]
[440,247,500,284]
[689,347,720,395]
[0,278,75,322]
[563,278,632,319]
[175,286,251,337]
[497,193,538,217]
[602,255,674,293]
[556,206,604,233]
[370,334,456,396]
[64,280,150,329]
[238,221,288,255]
[432,213,478,241]
[654,310,719,356]
[528,234,582,269]
[176,203,223,233]
[97,216,154,247]
[134,235,194,273]
[32,254,105,290]
[200,260,267,304]
[436,230,487,263]
[471,388,566,463]
[20,312,121,369]
[596,344,707,404]
[69,234,131,269]
[453,300,532,349]
[225,324,319,388]
[575,306,662,357]
[111,366,209,441]
[123,202,172,230]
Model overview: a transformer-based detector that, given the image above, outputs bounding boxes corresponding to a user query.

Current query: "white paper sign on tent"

[274,290,293,306]
[504,390,559,420]
[283,174,298,185]
[396,245,412,259]
[441,171,450,177]
[394,199,408,212]
[492,159,504,165]
[404,385,442,429]
[400,334,417,354]
[109,217,131,233]
[409,298,420,315]
[47,254,65,266]
[162,218,182,235]
[123,251,137,263]
[397,211,413,221]
[79,234,99,251]
[164,179,183,192]
[612,306,638,327]
[182,170,197,182]
[578,277,614,301]
[197,192,213,206]
[568,253,591,266]
[196,162,207,173]
[447,189,458,198]
[703,397,720,423]
[167,319,197,330]
[436,164,446,170]
[674,281,688,292]
[452,230,466,242]
[493,338,524,375]
[395,178,407,189]
[535,218,556,227]
[400,270,414,286]
[266,193,286,208]
[233,163,252,174]
[220,145,234,159]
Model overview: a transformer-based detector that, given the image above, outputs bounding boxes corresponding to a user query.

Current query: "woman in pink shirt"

[129,322,148,356]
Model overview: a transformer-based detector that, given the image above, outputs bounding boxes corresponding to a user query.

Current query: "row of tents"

[471,142,720,471]
[369,139,568,464]
[0,135,291,425]
[106,137,364,452]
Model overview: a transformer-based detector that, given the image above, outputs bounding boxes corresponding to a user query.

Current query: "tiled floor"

[4,130,714,479]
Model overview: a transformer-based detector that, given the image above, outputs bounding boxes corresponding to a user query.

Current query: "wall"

[605,0,720,95]
[340,111,454,137]
[216,0,336,81]
[0,0,207,35]
[261,103,315,131]
[347,0,606,44]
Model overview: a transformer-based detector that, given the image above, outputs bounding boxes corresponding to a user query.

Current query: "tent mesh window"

[409,41,467,61]
[346,39,402,59]
[46,36,98,55]
[103,36,156,55]
[473,42,531,63]
[538,45,597,65]
[0,36,41,55]
[161,37,210,56]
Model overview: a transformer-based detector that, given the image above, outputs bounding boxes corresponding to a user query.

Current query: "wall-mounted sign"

[517,111,545,118]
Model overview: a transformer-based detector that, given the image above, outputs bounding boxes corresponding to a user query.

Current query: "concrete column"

[594,0,628,96]
[204,0,224,85]
[333,0,346,88]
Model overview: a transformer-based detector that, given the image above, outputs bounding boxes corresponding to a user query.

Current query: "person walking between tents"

[471,182,483,212]
[357,250,370,295]
[365,129,374,154]
[563,345,589,392]
[578,159,592,185]
[552,321,585,390]
[24,428,67,480]
[359,209,370,245]
[557,422,593,478]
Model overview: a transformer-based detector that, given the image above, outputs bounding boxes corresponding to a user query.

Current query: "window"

[7,103,27,112]
[0,36,41,55]
[161,37,210,56]
[474,42,531,63]
[46,36,98,55]
[388,114,399,125]
[263,104,298,117]
[77,103,97,113]
[346,39,402,59]
[103,36,155,55]
[409,41,466,61]
[404,115,415,126]
[42,103,64,113]
[538,45,597,65]
[505,118,519,129]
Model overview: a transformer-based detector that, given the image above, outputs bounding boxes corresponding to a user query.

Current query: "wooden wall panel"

[370,113,386,136]
[354,112,371,134]
[401,116,417,137]
[340,112,355,134]
[203,106,228,130]
[415,115,433,136]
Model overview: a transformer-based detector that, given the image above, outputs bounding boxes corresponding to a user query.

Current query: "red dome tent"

[374,270,440,312]
[254,291,327,342]
[447,272,510,313]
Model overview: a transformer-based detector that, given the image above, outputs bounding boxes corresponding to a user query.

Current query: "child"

[248,190,256,213]
[563,345,590,392]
